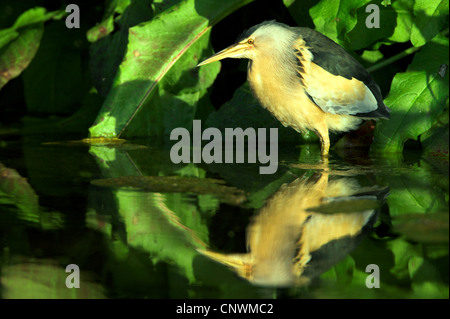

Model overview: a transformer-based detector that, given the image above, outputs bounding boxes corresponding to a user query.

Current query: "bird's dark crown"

[235,20,291,43]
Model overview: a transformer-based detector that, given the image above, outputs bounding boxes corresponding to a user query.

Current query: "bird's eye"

[247,38,254,45]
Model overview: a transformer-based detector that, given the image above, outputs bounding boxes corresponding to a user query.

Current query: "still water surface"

[0,134,448,298]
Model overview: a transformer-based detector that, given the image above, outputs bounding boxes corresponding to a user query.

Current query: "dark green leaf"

[409,256,449,298]
[309,0,369,47]
[283,0,316,28]
[346,2,397,50]
[22,22,87,114]
[382,163,448,216]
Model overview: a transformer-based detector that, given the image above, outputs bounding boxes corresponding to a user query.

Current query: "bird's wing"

[294,28,390,118]
[301,61,379,115]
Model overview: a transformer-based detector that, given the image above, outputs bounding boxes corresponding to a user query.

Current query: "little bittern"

[198,21,391,156]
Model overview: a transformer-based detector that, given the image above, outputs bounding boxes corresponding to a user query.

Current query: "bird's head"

[197,20,295,67]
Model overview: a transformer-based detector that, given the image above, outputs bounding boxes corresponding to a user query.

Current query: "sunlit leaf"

[86,0,131,42]
[360,50,384,64]
[410,0,449,47]
[81,137,127,145]
[309,0,369,46]
[88,0,153,96]
[0,7,49,90]
[387,0,415,43]
[372,34,449,153]
[88,0,253,138]
[387,238,418,280]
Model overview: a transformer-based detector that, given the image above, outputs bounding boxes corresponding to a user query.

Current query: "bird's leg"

[320,138,329,157]
[314,128,330,157]
[292,130,329,170]
[315,130,330,167]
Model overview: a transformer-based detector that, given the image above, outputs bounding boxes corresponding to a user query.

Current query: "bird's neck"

[247,53,298,104]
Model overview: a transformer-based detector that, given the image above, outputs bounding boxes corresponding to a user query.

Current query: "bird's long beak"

[197,42,249,67]
[197,249,253,279]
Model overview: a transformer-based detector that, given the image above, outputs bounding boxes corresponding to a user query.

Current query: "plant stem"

[367,46,421,73]
[367,28,449,73]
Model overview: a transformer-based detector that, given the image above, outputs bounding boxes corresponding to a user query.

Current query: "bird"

[197,21,391,157]
[198,172,388,287]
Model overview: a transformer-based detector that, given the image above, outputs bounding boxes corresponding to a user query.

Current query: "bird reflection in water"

[199,172,388,287]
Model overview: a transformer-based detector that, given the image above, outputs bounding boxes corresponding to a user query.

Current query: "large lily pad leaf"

[372,34,449,153]
[88,0,254,138]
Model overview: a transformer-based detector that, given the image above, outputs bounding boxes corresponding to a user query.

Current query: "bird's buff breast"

[247,59,324,134]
